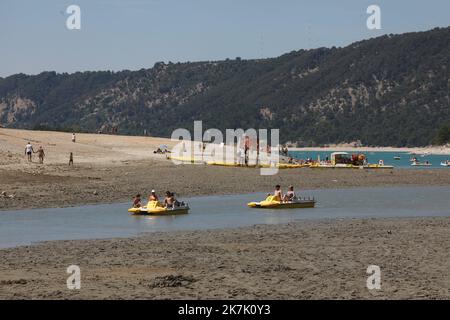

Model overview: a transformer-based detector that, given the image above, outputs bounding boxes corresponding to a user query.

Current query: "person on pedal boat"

[164,191,181,209]
[149,190,159,202]
[164,191,175,208]
[273,185,283,201]
[132,194,142,208]
[283,186,296,202]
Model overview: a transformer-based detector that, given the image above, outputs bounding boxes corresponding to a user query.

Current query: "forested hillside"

[1,27,449,146]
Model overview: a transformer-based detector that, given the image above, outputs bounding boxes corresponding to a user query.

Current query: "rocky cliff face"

[0,97,36,125]
[1,27,449,146]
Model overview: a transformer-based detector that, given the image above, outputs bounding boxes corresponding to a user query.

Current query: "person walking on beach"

[72,133,76,143]
[36,146,45,164]
[25,142,34,162]
[69,152,73,166]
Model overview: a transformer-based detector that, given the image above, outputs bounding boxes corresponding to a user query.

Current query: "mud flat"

[0,217,449,299]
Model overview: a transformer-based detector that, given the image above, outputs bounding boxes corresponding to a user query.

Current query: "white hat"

[151,189,155,193]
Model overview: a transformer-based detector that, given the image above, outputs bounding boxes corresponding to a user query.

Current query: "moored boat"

[309,152,393,169]
[206,161,310,169]
[364,164,394,169]
[411,161,432,167]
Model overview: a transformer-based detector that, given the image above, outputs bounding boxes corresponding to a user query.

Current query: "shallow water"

[0,186,449,248]
[288,151,449,169]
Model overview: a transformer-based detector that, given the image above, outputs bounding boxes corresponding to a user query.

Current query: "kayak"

[167,155,204,164]
[364,164,394,169]
[206,162,309,169]
[248,195,315,209]
[441,162,450,167]
[128,201,189,216]
[276,163,310,169]
[207,161,258,168]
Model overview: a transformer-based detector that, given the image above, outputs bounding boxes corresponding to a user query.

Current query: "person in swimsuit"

[69,152,74,166]
[25,142,34,162]
[72,133,76,143]
[164,191,175,208]
[36,146,45,164]
[132,194,142,208]
[149,190,159,202]
[273,185,283,201]
[283,186,296,202]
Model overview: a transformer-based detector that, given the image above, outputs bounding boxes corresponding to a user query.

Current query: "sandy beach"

[1,128,450,300]
[1,128,450,211]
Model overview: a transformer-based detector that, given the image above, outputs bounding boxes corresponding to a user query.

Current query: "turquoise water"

[288,151,449,169]
[0,186,449,248]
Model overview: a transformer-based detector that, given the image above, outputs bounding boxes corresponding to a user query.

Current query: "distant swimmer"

[25,142,34,162]
[72,133,76,143]
[36,146,45,164]
[283,185,296,202]
[69,152,73,166]
[132,194,142,208]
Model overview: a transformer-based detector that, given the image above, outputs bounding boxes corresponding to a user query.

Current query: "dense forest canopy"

[0,27,449,147]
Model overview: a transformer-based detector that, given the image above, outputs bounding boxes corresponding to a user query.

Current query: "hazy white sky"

[0,0,449,77]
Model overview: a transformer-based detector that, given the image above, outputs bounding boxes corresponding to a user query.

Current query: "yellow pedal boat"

[248,195,316,209]
[128,201,189,216]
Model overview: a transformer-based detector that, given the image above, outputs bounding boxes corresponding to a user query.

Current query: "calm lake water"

[0,186,449,248]
[288,151,450,169]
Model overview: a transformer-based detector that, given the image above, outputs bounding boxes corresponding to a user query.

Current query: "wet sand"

[1,217,449,299]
